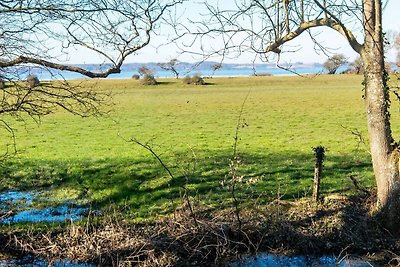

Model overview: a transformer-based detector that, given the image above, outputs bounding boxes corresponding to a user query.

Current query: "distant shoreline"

[19,60,398,80]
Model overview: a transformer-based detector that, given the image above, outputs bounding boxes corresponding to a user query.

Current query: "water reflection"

[0,191,95,266]
[0,191,90,224]
[0,191,36,208]
[227,254,376,267]
[0,255,94,266]
[0,205,89,224]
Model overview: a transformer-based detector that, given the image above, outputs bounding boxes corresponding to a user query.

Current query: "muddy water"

[226,254,376,267]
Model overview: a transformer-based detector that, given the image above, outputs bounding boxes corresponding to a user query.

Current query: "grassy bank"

[0,75,391,220]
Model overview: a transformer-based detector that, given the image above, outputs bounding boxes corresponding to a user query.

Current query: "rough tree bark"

[361,0,400,228]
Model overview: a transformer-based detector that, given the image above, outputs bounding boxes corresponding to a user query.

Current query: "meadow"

[1,74,394,221]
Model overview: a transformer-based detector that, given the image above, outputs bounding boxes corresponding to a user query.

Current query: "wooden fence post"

[312,146,326,202]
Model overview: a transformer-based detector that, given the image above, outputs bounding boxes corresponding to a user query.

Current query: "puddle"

[226,254,376,267]
[0,191,36,208]
[0,191,96,266]
[0,256,94,266]
[0,205,89,224]
[0,191,91,224]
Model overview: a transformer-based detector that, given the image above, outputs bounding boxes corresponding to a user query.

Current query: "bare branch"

[0,57,121,78]
[0,0,185,78]
[265,18,363,54]
[180,0,364,68]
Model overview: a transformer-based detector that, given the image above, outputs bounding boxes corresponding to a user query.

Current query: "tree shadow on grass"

[2,149,395,265]
[0,150,374,220]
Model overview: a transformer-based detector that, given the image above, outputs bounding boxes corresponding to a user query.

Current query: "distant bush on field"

[137,66,157,85]
[182,76,192,84]
[131,74,140,80]
[182,74,205,85]
[138,66,153,77]
[26,74,40,88]
[141,74,158,85]
[191,74,205,85]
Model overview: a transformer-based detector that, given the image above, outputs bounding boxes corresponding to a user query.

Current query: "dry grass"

[4,192,400,266]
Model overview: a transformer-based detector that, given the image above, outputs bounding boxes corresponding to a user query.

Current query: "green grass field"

[2,75,397,221]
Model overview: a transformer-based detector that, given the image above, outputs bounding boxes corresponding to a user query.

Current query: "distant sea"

[27,63,351,80]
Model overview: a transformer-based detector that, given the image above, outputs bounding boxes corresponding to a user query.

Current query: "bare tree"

[211,63,222,78]
[349,56,364,74]
[138,66,154,77]
[138,66,157,85]
[158,58,180,79]
[0,0,184,153]
[395,33,400,67]
[1,0,185,78]
[323,54,348,74]
[189,0,400,229]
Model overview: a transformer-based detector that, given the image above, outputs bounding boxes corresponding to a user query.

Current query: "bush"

[141,74,157,85]
[131,74,140,80]
[191,75,205,85]
[323,54,348,74]
[26,74,40,88]
[138,66,153,77]
[182,76,192,84]
[182,75,205,85]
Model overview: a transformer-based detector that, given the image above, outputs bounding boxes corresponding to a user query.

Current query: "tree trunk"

[362,0,400,229]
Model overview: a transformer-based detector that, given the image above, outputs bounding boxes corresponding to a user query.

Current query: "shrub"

[191,74,205,85]
[141,74,157,85]
[323,54,348,74]
[349,57,364,74]
[26,74,40,88]
[131,74,140,80]
[182,75,205,85]
[138,66,153,77]
[182,76,192,84]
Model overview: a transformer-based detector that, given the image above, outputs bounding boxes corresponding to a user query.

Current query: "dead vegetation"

[2,192,400,266]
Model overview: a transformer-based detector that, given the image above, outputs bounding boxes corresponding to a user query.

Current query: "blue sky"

[65,0,400,64]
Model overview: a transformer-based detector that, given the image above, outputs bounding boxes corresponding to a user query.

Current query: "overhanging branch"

[0,56,121,78]
[265,18,363,55]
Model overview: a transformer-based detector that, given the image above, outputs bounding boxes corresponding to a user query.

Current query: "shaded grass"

[1,75,397,221]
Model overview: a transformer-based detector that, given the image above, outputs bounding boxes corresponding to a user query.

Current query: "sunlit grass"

[2,74,398,220]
